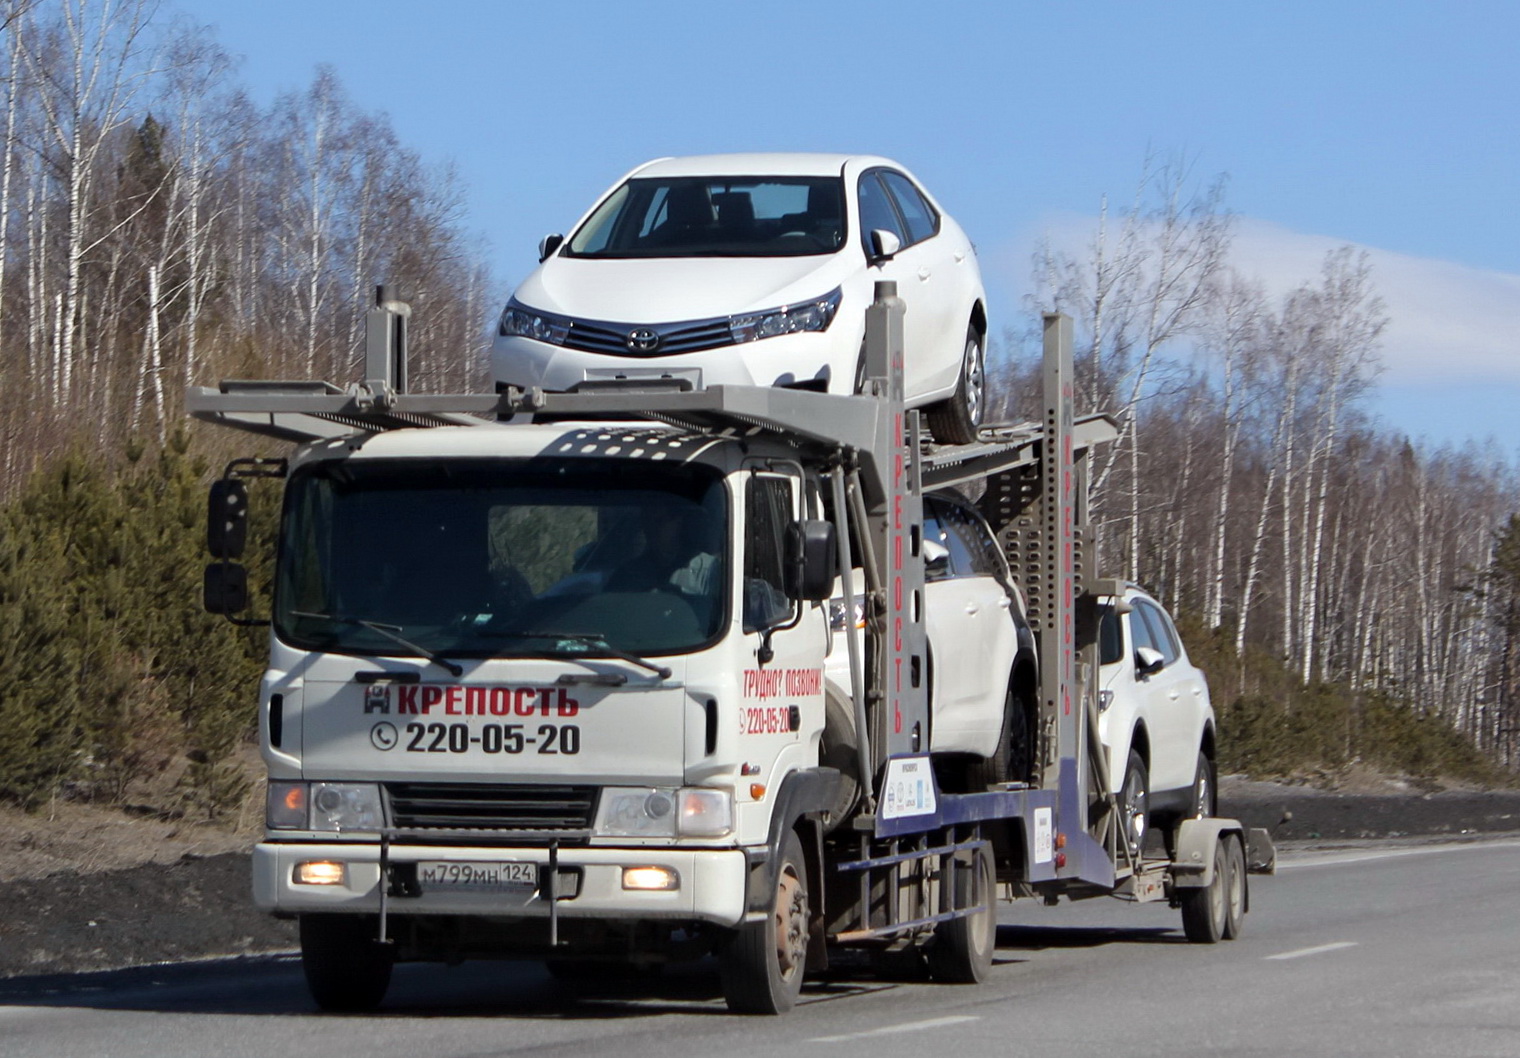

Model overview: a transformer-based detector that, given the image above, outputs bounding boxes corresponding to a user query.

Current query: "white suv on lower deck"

[1097,584,1217,855]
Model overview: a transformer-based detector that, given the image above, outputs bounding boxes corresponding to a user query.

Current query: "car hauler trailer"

[189,283,1273,1015]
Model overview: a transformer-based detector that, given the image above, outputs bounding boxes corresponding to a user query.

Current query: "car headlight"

[595,787,733,838]
[498,299,570,345]
[829,593,867,632]
[729,288,841,343]
[267,781,384,832]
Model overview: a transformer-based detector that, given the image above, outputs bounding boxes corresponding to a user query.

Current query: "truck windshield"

[274,458,728,660]
[565,176,846,258]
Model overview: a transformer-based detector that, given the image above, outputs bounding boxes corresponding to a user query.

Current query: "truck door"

[738,472,823,770]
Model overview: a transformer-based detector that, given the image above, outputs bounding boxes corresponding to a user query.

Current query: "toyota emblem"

[626,328,661,353]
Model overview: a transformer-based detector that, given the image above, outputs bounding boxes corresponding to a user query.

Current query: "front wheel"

[720,829,810,1014]
[925,326,985,445]
[299,914,394,1012]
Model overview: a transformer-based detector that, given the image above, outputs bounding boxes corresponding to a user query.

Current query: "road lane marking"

[1278,838,1520,871]
[811,1015,981,1043]
[1265,941,1359,961]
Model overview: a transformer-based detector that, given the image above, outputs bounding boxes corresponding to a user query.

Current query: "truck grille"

[563,315,734,357]
[384,782,597,846]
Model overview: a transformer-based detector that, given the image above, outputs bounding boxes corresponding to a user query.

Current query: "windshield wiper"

[292,611,464,678]
[512,632,672,680]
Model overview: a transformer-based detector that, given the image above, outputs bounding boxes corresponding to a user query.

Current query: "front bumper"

[491,331,853,396]
[253,840,750,927]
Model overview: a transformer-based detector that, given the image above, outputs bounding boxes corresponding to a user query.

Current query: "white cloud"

[1227,219,1520,385]
[992,214,1520,386]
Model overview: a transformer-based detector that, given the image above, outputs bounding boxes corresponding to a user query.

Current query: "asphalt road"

[3,838,1518,1058]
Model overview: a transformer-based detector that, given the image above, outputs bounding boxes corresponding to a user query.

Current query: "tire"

[924,843,997,984]
[720,829,810,1014]
[925,326,985,445]
[1190,751,1218,819]
[299,914,394,1012]
[1179,839,1229,943]
[1221,834,1247,940]
[1118,749,1149,860]
[965,684,1032,789]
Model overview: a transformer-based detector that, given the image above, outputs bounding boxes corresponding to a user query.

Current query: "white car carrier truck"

[189,283,1273,1015]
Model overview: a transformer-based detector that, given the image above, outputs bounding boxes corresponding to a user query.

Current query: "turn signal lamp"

[749,784,767,801]
[622,866,679,891]
[293,861,347,886]
[268,782,308,829]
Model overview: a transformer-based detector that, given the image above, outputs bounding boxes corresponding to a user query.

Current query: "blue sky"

[169,0,1519,452]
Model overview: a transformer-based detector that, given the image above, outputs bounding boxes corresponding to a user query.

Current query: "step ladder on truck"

[188,281,1274,1015]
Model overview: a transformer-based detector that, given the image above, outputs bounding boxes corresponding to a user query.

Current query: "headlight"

[594,787,733,838]
[729,288,841,343]
[268,781,384,832]
[498,299,570,345]
[308,782,385,832]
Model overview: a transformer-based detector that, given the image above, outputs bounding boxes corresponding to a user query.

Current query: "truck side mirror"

[207,479,249,559]
[538,233,564,262]
[204,562,249,614]
[785,520,837,601]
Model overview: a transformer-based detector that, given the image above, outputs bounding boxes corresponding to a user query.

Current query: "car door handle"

[1169,690,1181,701]
[965,602,979,614]
[997,597,1011,609]
[954,251,967,263]
[917,267,931,281]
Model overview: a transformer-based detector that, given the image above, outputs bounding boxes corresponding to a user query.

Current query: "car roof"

[628,153,900,179]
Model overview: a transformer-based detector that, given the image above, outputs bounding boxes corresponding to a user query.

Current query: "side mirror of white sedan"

[869,228,901,261]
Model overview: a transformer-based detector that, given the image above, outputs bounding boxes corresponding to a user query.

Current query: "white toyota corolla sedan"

[492,153,990,443]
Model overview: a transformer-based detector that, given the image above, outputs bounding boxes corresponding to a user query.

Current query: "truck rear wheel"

[924,843,996,984]
[299,914,394,1012]
[1179,839,1229,943]
[719,829,809,1014]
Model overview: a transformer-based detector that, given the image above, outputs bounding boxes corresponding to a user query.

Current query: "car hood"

[516,254,856,323]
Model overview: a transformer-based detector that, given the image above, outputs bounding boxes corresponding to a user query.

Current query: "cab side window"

[744,476,795,632]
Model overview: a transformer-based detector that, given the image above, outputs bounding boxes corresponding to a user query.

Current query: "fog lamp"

[622,866,679,891]
[293,860,347,886]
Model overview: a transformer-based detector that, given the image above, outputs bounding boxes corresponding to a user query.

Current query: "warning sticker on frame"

[880,757,937,820]
[1033,806,1054,864]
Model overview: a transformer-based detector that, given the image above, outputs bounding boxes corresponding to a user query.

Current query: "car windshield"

[275,458,728,660]
[565,176,846,258]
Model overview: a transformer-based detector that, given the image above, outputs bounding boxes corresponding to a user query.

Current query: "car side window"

[880,171,939,246]
[1135,600,1182,665]
[924,498,978,578]
[1099,605,1124,665]
[923,508,954,582]
[857,172,904,253]
[938,500,1006,580]
[1127,604,1160,660]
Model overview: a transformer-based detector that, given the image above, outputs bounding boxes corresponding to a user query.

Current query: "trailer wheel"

[925,326,985,445]
[720,829,809,1014]
[300,914,394,1012]
[1222,834,1247,940]
[1179,839,1229,943]
[925,844,996,984]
